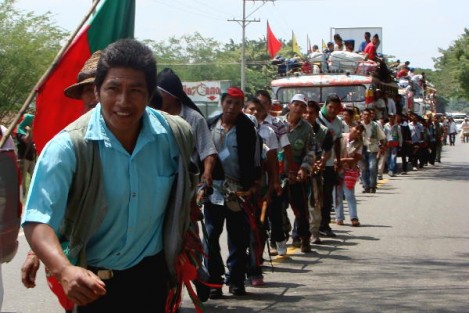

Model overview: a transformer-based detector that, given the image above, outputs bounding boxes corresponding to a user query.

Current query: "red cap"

[225,87,244,99]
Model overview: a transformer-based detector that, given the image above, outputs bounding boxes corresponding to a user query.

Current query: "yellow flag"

[322,39,327,51]
[292,31,300,54]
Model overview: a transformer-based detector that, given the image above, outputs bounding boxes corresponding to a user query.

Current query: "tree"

[146,33,280,97]
[0,0,67,120]
[432,28,469,112]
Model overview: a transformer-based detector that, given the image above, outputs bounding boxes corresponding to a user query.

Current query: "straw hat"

[64,50,101,99]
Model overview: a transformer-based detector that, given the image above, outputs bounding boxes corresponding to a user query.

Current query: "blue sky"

[16,0,469,70]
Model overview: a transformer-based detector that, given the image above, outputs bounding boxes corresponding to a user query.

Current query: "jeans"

[361,149,378,189]
[203,202,250,287]
[333,176,358,221]
[386,147,398,173]
[449,133,456,145]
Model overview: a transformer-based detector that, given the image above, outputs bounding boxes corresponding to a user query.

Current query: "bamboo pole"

[0,0,101,149]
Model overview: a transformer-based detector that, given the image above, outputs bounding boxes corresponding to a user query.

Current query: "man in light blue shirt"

[22,39,195,313]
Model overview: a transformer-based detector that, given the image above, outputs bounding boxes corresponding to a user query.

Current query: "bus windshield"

[276,85,366,104]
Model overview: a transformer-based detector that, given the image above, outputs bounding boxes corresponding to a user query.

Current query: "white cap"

[290,94,307,106]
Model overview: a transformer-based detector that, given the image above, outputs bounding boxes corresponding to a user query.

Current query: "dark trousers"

[79,252,168,313]
[320,166,336,232]
[449,133,456,145]
[410,145,423,168]
[203,202,250,287]
[428,141,436,164]
[288,181,311,241]
[268,191,287,243]
[400,144,411,172]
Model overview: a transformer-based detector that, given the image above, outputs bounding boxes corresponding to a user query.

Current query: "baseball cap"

[290,94,307,106]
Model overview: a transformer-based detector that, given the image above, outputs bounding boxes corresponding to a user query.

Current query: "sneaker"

[412,167,418,171]
[336,220,344,225]
[319,229,336,237]
[291,237,301,248]
[362,188,370,193]
[229,285,246,296]
[269,245,278,256]
[276,240,287,256]
[250,277,265,287]
[370,187,376,193]
[388,171,394,177]
[311,237,322,245]
[209,288,223,299]
[300,239,312,253]
[378,175,383,180]
[351,218,360,227]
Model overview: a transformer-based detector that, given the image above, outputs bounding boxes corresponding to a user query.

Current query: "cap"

[64,50,101,99]
[290,94,307,106]
[224,87,245,99]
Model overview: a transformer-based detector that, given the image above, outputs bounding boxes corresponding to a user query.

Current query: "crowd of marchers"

[0,38,462,313]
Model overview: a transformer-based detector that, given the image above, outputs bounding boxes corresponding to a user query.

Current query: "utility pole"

[228,0,274,91]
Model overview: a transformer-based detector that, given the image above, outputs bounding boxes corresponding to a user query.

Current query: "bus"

[271,73,398,111]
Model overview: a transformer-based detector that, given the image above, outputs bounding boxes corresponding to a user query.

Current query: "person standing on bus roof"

[357,32,371,53]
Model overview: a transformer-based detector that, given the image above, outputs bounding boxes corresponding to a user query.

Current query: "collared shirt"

[209,119,240,205]
[22,105,179,270]
[384,122,403,146]
[409,122,424,143]
[180,105,217,164]
[263,114,290,148]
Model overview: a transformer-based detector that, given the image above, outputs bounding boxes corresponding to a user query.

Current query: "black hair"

[245,97,261,106]
[307,100,320,113]
[365,32,371,37]
[343,108,354,116]
[354,122,365,132]
[254,89,272,103]
[334,34,342,41]
[325,93,341,106]
[95,39,157,97]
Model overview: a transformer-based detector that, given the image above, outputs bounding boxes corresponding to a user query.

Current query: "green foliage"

[0,0,66,120]
[432,28,469,112]
[146,33,278,97]
[5,0,469,118]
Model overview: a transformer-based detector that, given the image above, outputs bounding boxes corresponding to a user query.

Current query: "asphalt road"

[3,141,469,313]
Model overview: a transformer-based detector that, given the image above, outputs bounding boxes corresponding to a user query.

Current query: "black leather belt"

[87,252,165,281]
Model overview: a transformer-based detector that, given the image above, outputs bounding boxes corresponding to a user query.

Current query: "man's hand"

[21,251,41,288]
[58,265,107,306]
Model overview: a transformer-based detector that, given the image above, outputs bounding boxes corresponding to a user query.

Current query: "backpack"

[0,150,22,263]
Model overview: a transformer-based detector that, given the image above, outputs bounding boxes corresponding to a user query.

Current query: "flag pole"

[0,0,101,149]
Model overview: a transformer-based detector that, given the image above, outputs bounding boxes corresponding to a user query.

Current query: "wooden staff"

[0,0,101,149]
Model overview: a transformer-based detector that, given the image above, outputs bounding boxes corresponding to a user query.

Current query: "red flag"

[33,0,135,154]
[266,21,282,59]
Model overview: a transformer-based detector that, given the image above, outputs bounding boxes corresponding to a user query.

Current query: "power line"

[228,0,275,90]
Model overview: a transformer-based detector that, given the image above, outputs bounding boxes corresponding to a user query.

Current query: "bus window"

[321,85,366,103]
[276,87,321,104]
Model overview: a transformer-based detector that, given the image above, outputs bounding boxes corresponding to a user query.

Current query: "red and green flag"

[34,0,135,153]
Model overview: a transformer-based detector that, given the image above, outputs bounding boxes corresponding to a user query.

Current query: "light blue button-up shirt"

[22,105,179,270]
